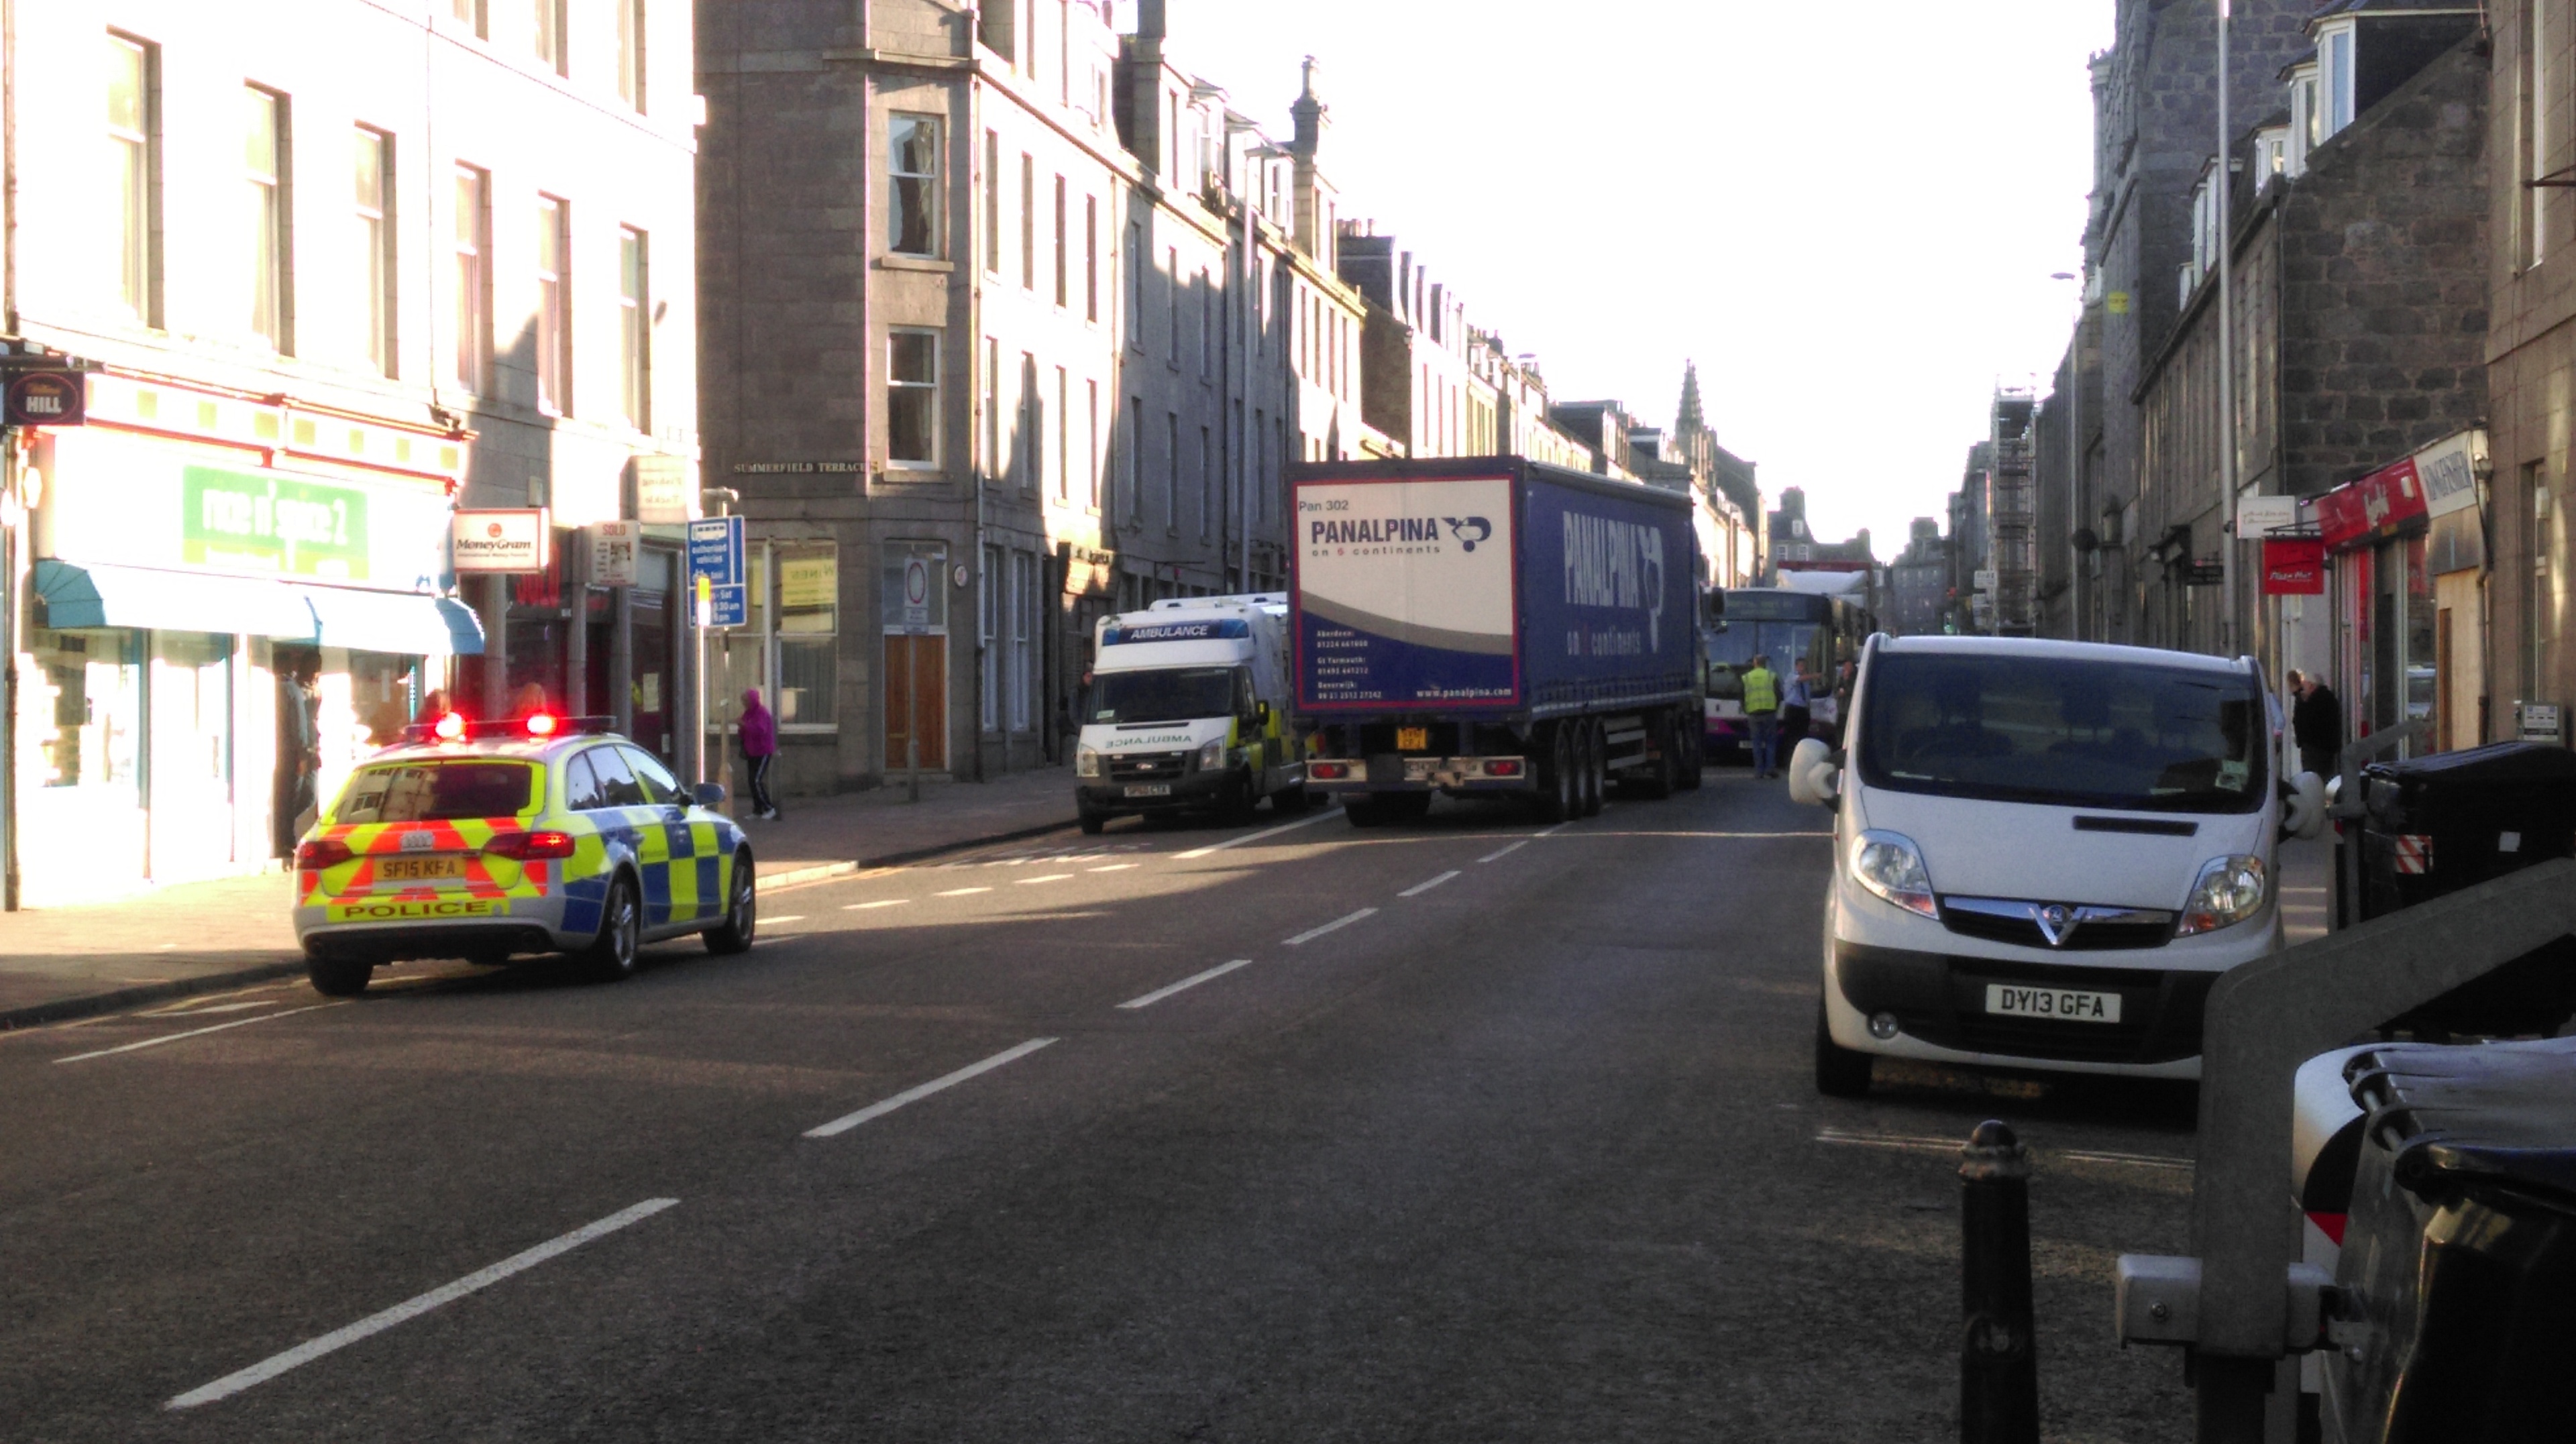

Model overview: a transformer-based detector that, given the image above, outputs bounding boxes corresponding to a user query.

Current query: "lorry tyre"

[1630,712,1676,799]
[1814,1000,1873,1097]
[1345,795,1384,828]
[1382,792,1433,822]
[1577,720,1606,818]
[1679,718,1706,790]
[1535,726,1574,823]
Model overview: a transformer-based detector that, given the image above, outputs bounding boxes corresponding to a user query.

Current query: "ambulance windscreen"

[336,762,537,823]
[1089,667,1243,726]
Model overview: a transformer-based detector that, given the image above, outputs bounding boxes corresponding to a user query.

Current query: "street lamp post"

[2053,271,2084,643]
[2216,0,2241,657]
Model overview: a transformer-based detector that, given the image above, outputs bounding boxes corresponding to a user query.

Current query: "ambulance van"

[1074,594,1313,833]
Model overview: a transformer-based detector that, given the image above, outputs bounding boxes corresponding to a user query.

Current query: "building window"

[1011,550,1036,731]
[451,0,487,38]
[618,225,649,428]
[353,127,394,375]
[535,195,570,413]
[1084,194,1099,321]
[1056,0,1071,106]
[1166,246,1179,366]
[1052,174,1067,307]
[890,115,940,257]
[983,129,1000,272]
[1055,366,1069,502]
[888,329,940,467]
[535,0,566,74]
[453,164,490,390]
[1086,378,1099,509]
[616,0,646,111]
[1020,154,1035,288]
[980,543,1002,731]
[775,544,839,728]
[1020,351,1040,490]
[1126,395,1143,521]
[108,34,159,325]
[1128,223,1144,343]
[1198,425,1212,540]
[1165,410,1179,531]
[246,87,290,350]
[1254,406,1267,519]
[2321,25,2355,140]
[2521,1,2547,270]
[1199,268,1213,376]
[2530,462,2553,698]
[983,335,1000,480]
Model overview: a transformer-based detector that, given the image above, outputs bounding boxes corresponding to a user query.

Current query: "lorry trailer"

[1289,456,1705,825]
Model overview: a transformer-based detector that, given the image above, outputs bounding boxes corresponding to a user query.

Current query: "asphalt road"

[0,773,2202,1442]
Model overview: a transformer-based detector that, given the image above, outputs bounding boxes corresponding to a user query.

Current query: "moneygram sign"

[451,509,551,573]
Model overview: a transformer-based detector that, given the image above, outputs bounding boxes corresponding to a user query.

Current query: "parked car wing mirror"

[695,783,729,809]
[1787,737,1839,808]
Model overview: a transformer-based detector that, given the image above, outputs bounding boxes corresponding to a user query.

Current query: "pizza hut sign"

[451,508,550,573]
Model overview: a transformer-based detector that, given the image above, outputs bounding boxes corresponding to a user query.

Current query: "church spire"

[1676,361,1707,437]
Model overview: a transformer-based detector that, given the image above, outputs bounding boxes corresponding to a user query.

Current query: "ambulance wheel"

[1814,1001,1873,1099]
[1078,806,1108,836]
[704,852,757,955]
[583,874,643,982]
[1273,784,1311,814]
[305,954,373,998]
[1535,726,1575,823]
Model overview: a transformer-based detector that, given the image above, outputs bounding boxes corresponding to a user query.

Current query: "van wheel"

[1078,805,1108,835]
[306,954,373,997]
[583,875,643,982]
[1534,726,1574,823]
[1815,1001,1873,1098]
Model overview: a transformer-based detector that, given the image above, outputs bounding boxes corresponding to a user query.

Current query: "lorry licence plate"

[1984,984,2121,1023]
[377,856,466,881]
[1124,784,1173,797]
[1397,727,1428,751]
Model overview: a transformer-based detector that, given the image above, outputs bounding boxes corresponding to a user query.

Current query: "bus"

[1702,587,1874,761]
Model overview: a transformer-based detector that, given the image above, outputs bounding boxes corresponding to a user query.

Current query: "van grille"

[1107,751,1191,781]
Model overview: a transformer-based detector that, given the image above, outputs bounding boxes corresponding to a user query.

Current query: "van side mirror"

[1786,737,1839,808]
[1255,700,1271,726]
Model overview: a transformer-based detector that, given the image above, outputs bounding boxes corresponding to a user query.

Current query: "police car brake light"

[484,829,578,860]
[296,838,354,871]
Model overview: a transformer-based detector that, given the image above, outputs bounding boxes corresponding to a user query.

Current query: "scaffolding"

[1986,388,2039,636]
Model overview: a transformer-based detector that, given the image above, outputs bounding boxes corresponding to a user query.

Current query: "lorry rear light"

[1485,759,1524,777]
[486,830,578,860]
[295,838,354,872]
[1311,762,1350,780]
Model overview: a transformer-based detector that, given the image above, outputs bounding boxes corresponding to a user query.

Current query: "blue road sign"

[706,583,748,629]
[687,516,743,590]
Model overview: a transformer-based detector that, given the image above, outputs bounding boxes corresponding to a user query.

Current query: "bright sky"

[1144,0,2116,559]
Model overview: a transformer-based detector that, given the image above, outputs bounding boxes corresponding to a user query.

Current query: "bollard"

[1960,1119,2039,1444]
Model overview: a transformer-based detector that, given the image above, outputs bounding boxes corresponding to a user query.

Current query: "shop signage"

[5,371,86,427]
[2235,494,2299,538]
[1972,568,1997,591]
[731,461,864,475]
[2261,537,2327,596]
[634,455,693,524]
[2417,431,2482,518]
[184,466,371,580]
[780,553,837,608]
[2314,455,2428,551]
[587,520,640,587]
[686,516,744,590]
[452,509,550,573]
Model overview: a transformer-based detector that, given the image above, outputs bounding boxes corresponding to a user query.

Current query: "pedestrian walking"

[739,687,780,820]
[1831,659,1858,747]
[2290,669,2344,779]
[1742,653,1782,777]
[1780,661,1816,761]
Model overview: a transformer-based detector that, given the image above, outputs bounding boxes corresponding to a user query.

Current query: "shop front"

[2312,429,2487,757]
[14,419,477,905]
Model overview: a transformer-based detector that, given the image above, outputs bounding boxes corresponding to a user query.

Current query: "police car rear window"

[335,763,535,823]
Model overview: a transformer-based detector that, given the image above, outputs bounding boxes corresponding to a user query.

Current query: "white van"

[1792,635,2326,1095]
[1073,595,1312,834]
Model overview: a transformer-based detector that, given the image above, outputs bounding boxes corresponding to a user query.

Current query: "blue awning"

[304,585,485,657]
[34,559,317,641]
[32,561,484,656]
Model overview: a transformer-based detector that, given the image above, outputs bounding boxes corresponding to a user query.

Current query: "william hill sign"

[3,372,85,427]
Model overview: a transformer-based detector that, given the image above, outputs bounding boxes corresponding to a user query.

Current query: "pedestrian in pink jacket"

[739,688,780,820]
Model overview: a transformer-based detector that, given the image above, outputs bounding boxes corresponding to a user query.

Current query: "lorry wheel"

[1345,796,1383,828]
[1633,714,1676,800]
[1382,792,1433,822]
[1577,720,1606,818]
[1534,727,1574,823]
[1679,720,1706,790]
[1815,1001,1873,1098]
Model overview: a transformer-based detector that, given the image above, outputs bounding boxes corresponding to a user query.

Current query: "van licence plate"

[1985,984,2121,1023]
[377,856,466,881]
[1124,784,1173,797]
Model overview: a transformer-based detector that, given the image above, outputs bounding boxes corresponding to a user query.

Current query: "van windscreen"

[1089,667,1242,725]
[1857,654,2265,814]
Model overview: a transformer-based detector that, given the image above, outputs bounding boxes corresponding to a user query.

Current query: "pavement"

[0,770,2212,1442]
[0,765,1080,1031]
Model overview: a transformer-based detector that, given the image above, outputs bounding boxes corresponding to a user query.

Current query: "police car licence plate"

[1985,984,2122,1023]
[1124,784,1173,797]
[378,856,466,881]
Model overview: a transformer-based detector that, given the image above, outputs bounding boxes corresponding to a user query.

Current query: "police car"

[293,713,755,995]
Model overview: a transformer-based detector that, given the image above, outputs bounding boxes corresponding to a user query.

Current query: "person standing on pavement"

[2290,670,2344,779]
[1780,661,1816,760]
[1831,659,1858,746]
[1741,654,1781,777]
[739,687,780,820]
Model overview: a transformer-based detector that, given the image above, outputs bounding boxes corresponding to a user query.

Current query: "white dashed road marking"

[1017,874,1073,885]
[1087,863,1138,873]
[1118,959,1254,1010]
[804,1038,1059,1139]
[1173,808,1341,860]
[1399,871,1459,898]
[1478,840,1529,863]
[934,887,992,897]
[845,900,911,910]
[1284,908,1377,946]
[54,1003,345,1065]
[164,1199,680,1410]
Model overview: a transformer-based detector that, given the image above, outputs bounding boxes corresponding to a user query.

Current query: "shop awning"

[34,559,318,641]
[304,585,485,657]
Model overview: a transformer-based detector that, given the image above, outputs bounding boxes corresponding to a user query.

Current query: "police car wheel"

[306,955,373,998]
[584,875,643,981]
[704,853,757,956]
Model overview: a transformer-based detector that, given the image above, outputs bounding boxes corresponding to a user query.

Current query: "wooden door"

[884,634,947,771]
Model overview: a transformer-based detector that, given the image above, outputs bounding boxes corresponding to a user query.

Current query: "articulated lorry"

[1289,457,1705,826]
[1073,594,1313,833]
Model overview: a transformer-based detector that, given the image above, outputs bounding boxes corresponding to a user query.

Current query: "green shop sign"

[182,466,370,581]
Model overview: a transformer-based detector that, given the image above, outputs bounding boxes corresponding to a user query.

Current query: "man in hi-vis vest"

[1741,655,1782,778]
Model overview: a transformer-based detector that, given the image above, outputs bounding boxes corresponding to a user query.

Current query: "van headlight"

[1075,745,1102,779]
[1849,830,1937,918]
[2178,854,2267,936]
[1197,737,1227,772]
